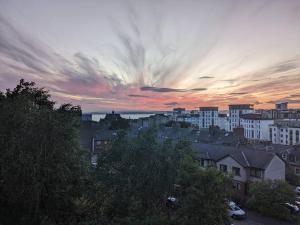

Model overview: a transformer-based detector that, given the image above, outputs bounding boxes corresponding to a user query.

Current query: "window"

[295,168,300,175]
[220,164,227,173]
[200,159,205,167]
[233,182,241,191]
[232,167,241,176]
[250,168,262,178]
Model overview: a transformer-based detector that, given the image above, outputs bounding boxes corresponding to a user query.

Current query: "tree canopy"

[0,80,233,225]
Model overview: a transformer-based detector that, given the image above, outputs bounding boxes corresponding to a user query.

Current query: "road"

[234,210,299,225]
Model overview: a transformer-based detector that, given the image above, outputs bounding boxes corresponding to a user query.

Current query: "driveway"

[233,210,299,225]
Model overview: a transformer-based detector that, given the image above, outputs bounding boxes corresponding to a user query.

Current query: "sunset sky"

[0,0,300,112]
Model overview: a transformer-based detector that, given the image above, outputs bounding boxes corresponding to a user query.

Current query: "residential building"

[199,107,218,128]
[173,108,186,121]
[240,114,274,142]
[217,113,229,131]
[194,143,285,199]
[229,104,254,131]
[276,102,288,111]
[216,149,285,198]
[270,120,300,145]
[258,102,300,120]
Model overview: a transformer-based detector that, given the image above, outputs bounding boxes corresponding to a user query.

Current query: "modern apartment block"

[199,107,218,128]
[240,114,274,141]
[217,113,229,131]
[269,120,300,145]
[229,104,254,131]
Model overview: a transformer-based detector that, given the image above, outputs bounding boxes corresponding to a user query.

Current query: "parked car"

[166,196,180,209]
[228,201,246,219]
[294,200,300,208]
[284,203,300,214]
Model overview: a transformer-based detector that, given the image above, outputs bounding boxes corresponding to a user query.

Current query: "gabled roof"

[217,149,278,169]
[193,143,282,170]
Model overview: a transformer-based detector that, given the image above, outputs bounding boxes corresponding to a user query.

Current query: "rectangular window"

[296,130,299,143]
[220,164,227,173]
[233,182,241,191]
[250,168,262,178]
[200,159,205,167]
[295,168,300,175]
[232,167,241,176]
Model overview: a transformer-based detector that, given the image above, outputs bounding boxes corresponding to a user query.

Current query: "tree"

[286,168,299,186]
[247,180,296,221]
[0,80,88,225]
[173,141,232,225]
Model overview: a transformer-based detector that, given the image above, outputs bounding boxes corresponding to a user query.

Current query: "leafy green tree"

[173,141,232,225]
[286,168,299,186]
[0,80,88,225]
[247,180,296,221]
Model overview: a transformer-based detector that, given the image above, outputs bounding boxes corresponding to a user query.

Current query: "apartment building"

[229,104,254,131]
[270,120,300,145]
[199,107,218,128]
[217,113,229,131]
[240,114,274,142]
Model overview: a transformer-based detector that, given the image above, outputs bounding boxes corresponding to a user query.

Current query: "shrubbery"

[246,180,296,222]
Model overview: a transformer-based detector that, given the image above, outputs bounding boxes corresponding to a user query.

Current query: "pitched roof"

[227,149,276,169]
[193,143,280,169]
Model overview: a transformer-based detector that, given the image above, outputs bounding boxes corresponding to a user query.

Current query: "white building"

[199,107,218,128]
[229,104,254,131]
[240,114,274,141]
[217,113,229,131]
[270,120,300,145]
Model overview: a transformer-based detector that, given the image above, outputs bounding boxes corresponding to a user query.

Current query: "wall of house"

[260,120,274,140]
[216,156,247,182]
[264,155,285,180]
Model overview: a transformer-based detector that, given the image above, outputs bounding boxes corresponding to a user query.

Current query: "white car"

[295,187,300,195]
[228,201,246,219]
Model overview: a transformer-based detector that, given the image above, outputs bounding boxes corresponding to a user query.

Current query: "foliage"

[94,133,232,225]
[209,125,223,137]
[109,118,130,130]
[0,79,88,225]
[173,143,232,225]
[246,180,296,222]
[0,80,234,225]
[286,168,299,186]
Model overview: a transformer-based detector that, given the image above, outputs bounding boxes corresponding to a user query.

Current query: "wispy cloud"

[128,94,149,98]
[140,86,206,92]
[199,76,214,79]
[229,92,248,95]
[165,102,179,106]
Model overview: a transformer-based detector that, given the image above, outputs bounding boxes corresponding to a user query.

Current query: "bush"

[246,180,297,222]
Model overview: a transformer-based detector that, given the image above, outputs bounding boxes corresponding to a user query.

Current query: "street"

[234,210,299,225]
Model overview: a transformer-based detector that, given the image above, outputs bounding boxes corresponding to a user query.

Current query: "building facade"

[240,114,274,141]
[199,107,218,128]
[217,113,229,131]
[270,120,300,145]
[229,104,254,131]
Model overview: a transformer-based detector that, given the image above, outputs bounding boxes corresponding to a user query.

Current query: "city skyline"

[0,0,300,112]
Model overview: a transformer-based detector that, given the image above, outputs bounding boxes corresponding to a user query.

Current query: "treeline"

[0,80,233,225]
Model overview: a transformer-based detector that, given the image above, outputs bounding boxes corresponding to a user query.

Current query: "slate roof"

[193,142,282,169]
[227,148,277,169]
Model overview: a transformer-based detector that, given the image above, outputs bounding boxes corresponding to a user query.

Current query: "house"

[194,143,285,199]
[216,149,285,199]
[91,130,116,165]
